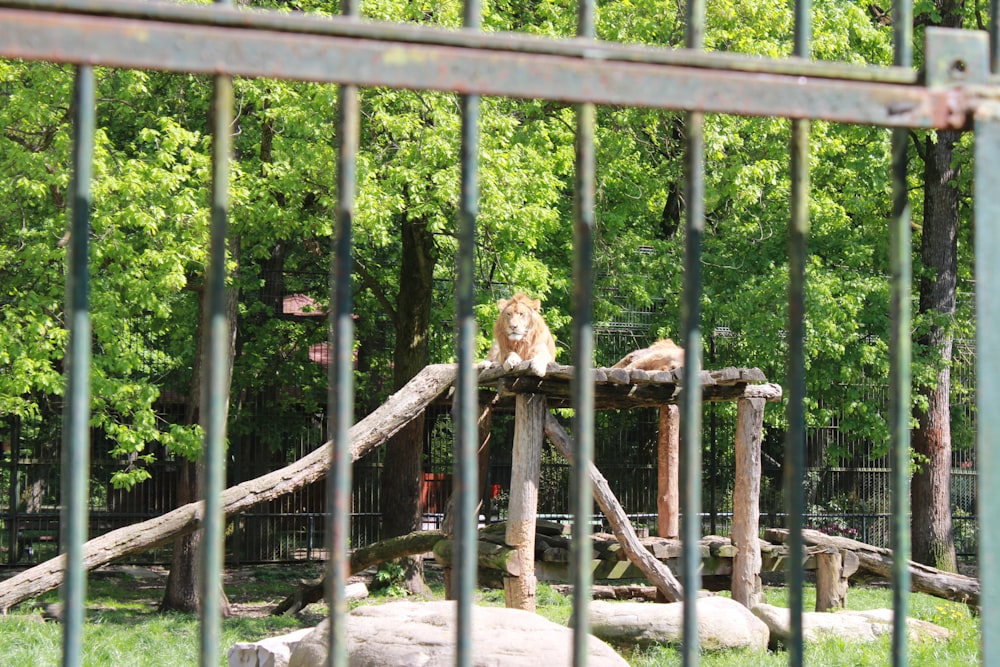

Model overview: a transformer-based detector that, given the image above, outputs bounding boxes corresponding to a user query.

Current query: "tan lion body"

[481,293,556,376]
[612,338,685,372]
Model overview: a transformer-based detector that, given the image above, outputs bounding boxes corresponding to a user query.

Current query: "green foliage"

[0,0,977,494]
[371,561,410,597]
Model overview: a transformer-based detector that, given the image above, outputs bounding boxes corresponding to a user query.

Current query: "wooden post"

[504,393,545,611]
[815,548,849,611]
[731,396,764,607]
[657,405,680,540]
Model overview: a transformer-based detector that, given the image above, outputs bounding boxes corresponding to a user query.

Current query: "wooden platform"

[476,362,782,409]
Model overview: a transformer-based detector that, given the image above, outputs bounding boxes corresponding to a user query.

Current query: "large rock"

[589,596,770,651]
[229,583,369,667]
[752,603,951,644]
[289,601,628,667]
[229,628,314,667]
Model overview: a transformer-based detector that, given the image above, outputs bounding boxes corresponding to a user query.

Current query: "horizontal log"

[432,539,523,577]
[766,528,980,606]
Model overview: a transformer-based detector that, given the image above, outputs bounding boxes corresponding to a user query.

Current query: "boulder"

[228,583,369,667]
[288,600,628,666]
[752,603,951,645]
[589,596,770,651]
[229,628,314,667]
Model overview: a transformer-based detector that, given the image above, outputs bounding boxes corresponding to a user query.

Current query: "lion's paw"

[502,352,523,371]
[529,358,549,377]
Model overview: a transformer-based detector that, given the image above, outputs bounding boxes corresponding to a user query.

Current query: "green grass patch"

[0,566,980,666]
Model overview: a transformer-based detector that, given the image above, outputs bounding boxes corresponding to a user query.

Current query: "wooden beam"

[544,413,684,602]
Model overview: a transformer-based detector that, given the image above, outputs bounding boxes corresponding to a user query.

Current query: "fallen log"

[544,413,684,602]
[551,583,658,602]
[272,529,445,616]
[0,364,459,613]
[432,539,523,577]
[765,528,980,606]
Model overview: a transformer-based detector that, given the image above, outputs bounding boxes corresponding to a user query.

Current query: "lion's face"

[486,293,556,374]
[500,301,537,341]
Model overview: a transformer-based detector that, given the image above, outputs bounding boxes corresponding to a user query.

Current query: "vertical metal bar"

[786,119,809,667]
[327,1,360,665]
[786,2,811,666]
[984,6,999,663]
[571,2,596,666]
[60,63,94,667]
[992,0,1000,74]
[976,102,1000,667]
[681,1,704,666]
[199,0,233,656]
[454,1,481,665]
[889,2,912,665]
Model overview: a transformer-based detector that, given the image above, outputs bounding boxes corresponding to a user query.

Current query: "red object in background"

[421,473,452,514]
[491,484,501,499]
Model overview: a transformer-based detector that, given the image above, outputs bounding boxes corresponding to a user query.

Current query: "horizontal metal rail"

[0,3,988,128]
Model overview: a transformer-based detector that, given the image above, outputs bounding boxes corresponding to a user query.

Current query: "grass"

[0,563,980,666]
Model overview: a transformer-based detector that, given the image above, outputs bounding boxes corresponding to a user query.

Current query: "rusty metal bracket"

[924,27,992,88]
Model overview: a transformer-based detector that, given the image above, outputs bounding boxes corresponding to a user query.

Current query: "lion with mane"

[480,292,557,376]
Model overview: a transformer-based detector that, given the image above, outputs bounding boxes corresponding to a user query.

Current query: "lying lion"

[612,338,685,372]
[479,293,557,377]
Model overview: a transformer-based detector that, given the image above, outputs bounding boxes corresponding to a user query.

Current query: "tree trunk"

[912,122,959,572]
[0,364,457,613]
[161,460,204,612]
[162,239,239,614]
[381,210,437,595]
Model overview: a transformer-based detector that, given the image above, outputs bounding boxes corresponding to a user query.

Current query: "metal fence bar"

[198,1,233,662]
[785,1,812,664]
[0,0,921,82]
[326,1,360,665]
[454,1,482,664]
[571,1,596,664]
[976,102,1000,667]
[889,2,914,665]
[0,6,968,130]
[681,1,705,664]
[59,63,94,667]
[984,12,1000,667]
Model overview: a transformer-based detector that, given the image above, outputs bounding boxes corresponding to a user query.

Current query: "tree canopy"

[0,0,975,498]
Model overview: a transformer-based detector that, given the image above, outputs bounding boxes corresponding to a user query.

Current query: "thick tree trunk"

[912,126,960,573]
[160,460,204,613]
[161,284,207,614]
[381,210,437,594]
[0,364,457,613]
[161,256,239,614]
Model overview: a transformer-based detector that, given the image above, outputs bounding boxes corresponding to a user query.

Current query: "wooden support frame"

[480,363,781,609]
